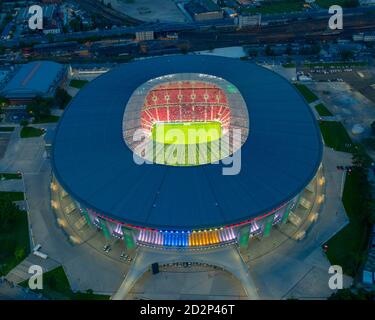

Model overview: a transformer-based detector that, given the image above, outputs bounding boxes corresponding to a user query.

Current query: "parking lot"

[105,0,187,23]
[299,65,375,104]
[2,108,30,124]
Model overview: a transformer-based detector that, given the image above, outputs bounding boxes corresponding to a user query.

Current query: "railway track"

[181,13,375,48]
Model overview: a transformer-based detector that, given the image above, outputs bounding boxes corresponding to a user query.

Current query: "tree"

[47,34,54,43]
[0,199,19,232]
[329,287,375,300]
[20,119,28,127]
[0,96,9,108]
[14,247,25,261]
[371,121,375,135]
[26,96,53,121]
[179,43,190,55]
[69,18,82,32]
[54,88,72,109]
[265,45,274,56]
[341,50,354,61]
[285,44,293,56]
[343,0,359,8]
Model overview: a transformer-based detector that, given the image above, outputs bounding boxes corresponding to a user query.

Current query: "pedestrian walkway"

[0,178,24,192]
[5,254,60,284]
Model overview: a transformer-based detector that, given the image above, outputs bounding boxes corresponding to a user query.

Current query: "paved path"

[5,254,60,284]
[0,179,23,192]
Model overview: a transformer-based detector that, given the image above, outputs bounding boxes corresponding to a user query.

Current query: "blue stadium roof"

[2,61,63,99]
[52,55,322,230]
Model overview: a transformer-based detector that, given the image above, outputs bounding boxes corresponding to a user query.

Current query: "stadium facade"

[51,55,323,250]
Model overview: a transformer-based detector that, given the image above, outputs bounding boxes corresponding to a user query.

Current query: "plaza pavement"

[112,245,259,300]
[128,269,247,300]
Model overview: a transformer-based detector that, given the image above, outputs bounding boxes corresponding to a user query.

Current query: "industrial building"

[1,61,66,104]
[185,0,224,21]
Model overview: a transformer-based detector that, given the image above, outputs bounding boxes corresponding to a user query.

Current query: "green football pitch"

[152,121,222,145]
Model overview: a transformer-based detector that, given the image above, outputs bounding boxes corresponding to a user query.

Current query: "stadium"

[51,55,323,250]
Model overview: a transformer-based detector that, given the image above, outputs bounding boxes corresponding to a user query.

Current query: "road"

[181,12,375,50]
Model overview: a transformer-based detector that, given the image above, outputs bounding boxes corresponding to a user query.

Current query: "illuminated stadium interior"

[142,81,231,134]
[123,73,249,166]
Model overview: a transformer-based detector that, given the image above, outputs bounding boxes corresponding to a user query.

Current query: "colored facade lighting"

[85,194,299,248]
[250,222,260,233]
[137,226,239,247]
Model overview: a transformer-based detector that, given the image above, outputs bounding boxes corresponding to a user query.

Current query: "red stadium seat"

[140,81,231,133]
[157,107,168,122]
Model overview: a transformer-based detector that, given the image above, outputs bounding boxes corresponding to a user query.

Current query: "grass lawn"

[315,103,333,117]
[20,266,110,300]
[363,137,375,151]
[33,115,60,124]
[294,84,319,103]
[0,191,25,202]
[152,121,222,145]
[282,63,296,68]
[326,170,371,276]
[69,79,89,89]
[316,0,360,8]
[242,0,304,14]
[0,127,15,132]
[20,126,45,138]
[0,210,30,276]
[0,172,22,180]
[318,121,353,152]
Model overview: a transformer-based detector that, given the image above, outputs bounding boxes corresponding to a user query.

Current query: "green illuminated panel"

[239,226,250,249]
[263,216,274,237]
[100,218,111,240]
[81,208,91,225]
[227,84,238,93]
[122,226,136,249]
[282,203,292,223]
